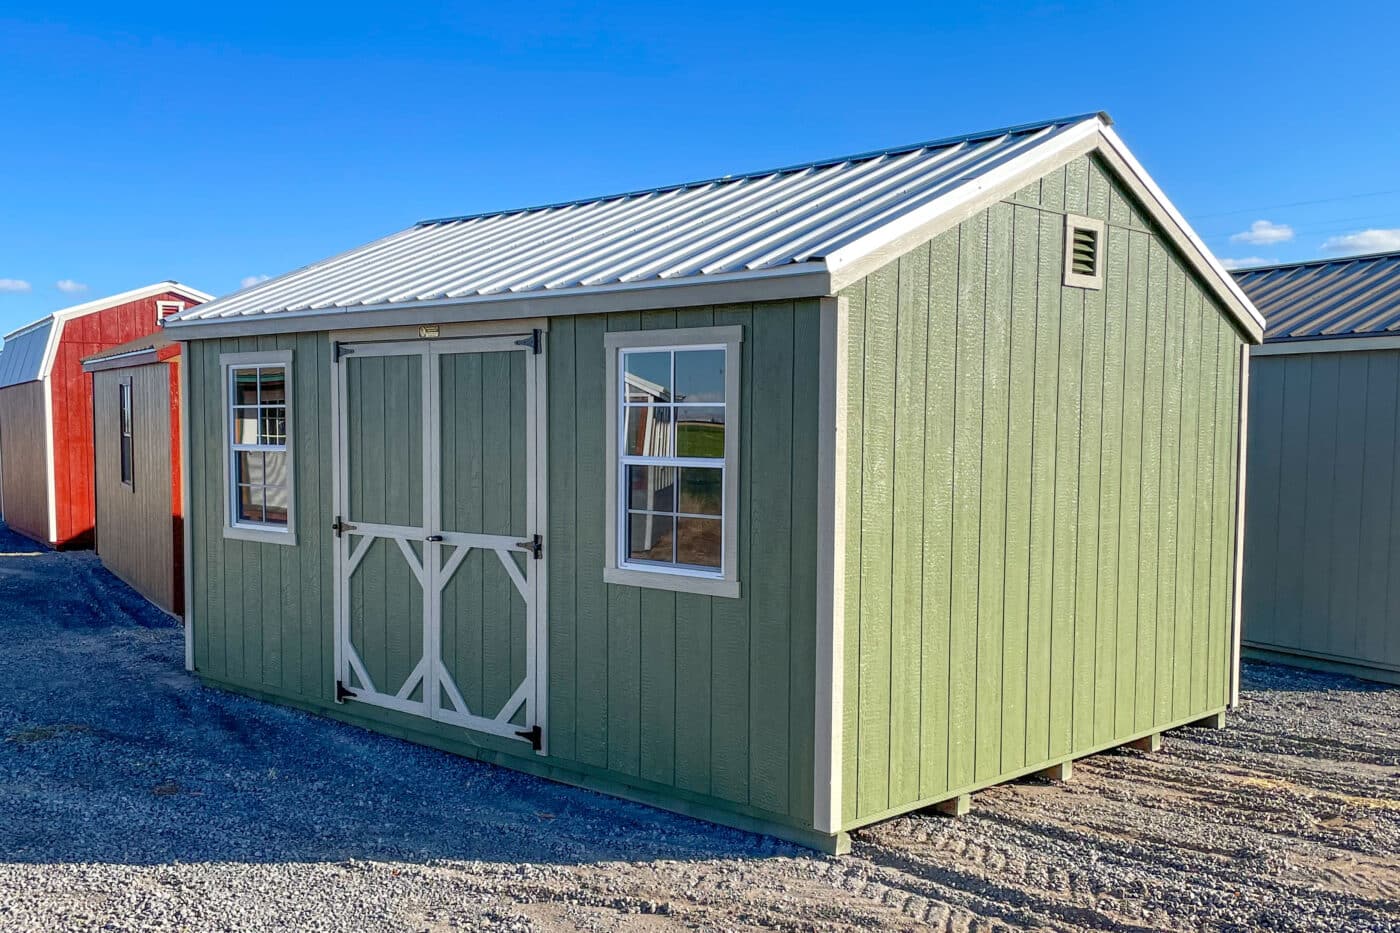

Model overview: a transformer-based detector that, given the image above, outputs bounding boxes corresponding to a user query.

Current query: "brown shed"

[82,335,184,616]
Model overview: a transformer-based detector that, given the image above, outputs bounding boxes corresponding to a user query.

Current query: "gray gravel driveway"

[0,523,1397,931]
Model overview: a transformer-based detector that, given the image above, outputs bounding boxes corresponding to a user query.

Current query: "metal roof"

[0,319,52,389]
[168,113,1107,325]
[1232,250,1400,342]
[0,281,211,388]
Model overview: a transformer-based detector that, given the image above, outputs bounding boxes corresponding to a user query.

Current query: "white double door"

[332,335,545,749]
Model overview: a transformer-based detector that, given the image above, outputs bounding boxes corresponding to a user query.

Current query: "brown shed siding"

[93,363,177,613]
[0,381,50,543]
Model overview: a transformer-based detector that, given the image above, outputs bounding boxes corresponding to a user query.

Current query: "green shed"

[164,112,1264,852]
[1235,251,1400,685]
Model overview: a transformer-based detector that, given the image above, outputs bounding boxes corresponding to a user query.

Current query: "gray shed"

[1235,250,1400,684]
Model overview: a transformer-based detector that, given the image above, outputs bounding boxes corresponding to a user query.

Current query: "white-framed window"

[603,326,742,598]
[220,349,296,545]
[118,379,134,489]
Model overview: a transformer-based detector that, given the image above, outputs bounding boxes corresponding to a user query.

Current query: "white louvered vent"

[1063,214,1105,289]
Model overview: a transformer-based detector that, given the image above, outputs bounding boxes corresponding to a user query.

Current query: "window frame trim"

[220,349,297,546]
[603,325,742,598]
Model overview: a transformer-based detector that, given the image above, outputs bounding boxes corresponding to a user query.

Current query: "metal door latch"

[426,534,444,542]
[514,534,543,559]
[332,516,357,538]
[515,724,542,751]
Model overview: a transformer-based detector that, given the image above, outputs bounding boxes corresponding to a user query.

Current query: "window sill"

[224,524,298,547]
[603,566,740,598]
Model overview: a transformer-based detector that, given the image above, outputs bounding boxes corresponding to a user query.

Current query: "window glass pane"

[624,405,673,457]
[232,368,260,406]
[627,465,676,512]
[678,468,722,515]
[258,367,286,405]
[676,406,724,458]
[232,407,261,445]
[235,484,263,524]
[623,352,671,402]
[627,512,674,564]
[262,452,289,489]
[264,484,290,525]
[234,450,262,485]
[120,437,133,485]
[673,349,724,403]
[676,517,721,568]
[259,406,287,445]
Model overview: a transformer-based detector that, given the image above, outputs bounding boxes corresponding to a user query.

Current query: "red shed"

[0,282,212,548]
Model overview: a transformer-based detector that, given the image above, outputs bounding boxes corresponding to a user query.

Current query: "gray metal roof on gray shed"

[0,319,53,389]
[1232,250,1400,342]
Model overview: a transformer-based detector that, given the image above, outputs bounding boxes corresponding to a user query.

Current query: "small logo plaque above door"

[419,324,441,338]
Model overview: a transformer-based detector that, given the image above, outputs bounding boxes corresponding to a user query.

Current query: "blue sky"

[1,1,1398,335]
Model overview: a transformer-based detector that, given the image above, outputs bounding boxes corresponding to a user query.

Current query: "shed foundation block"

[1189,711,1227,729]
[1128,733,1162,753]
[933,794,971,818]
[1034,760,1073,782]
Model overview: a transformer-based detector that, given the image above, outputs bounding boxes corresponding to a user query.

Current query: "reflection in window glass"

[673,348,724,403]
[619,344,728,575]
[229,364,291,529]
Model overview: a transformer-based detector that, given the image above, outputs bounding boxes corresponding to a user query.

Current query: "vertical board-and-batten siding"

[0,381,50,542]
[839,153,1245,826]
[187,303,821,834]
[93,364,176,613]
[1244,348,1400,680]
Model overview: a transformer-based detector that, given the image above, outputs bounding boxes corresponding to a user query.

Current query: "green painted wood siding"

[1244,348,1400,680]
[839,154,1245,827]
[186,301,821,834]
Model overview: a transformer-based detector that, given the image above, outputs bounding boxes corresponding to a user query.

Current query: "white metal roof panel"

[0,320,52,388]
[168,114,1103,324]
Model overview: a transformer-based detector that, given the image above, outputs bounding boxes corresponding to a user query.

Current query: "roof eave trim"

[81,347,163,372]
[824,120,1266,344]
[1253,333,1400,356]
[1094,126,1265,343]
[163,265,833,339]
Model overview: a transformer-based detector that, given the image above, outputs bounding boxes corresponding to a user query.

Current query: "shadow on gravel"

[0,523,790,869]
[1239,659,1398,696]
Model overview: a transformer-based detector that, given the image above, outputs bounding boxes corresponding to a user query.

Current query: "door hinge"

[332,516,357,538]
[515,329,542,354]
[336,680,357,703]
[515,534,543,559]
[515,724,542,751]
[334,341,355,363]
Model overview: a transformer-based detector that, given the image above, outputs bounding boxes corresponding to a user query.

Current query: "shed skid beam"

[1188,711,1227,730]
[932,794,971,818]
[1034,760,1073,782]
[1127,733,1162,753]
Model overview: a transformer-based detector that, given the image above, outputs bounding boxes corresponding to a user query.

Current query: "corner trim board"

[813,296,846,834]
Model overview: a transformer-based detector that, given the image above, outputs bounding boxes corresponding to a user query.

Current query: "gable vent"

[1063,214,1105,289]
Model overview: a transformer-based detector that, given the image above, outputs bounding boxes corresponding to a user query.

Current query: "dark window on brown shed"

[118,379,134,488]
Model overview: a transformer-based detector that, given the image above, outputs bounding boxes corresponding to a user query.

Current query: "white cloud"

[1219,257,1277,270]
[1322,229,1400,254]
[0,279,31,294]
[55,279,87,294]
[240,274,271,289]
[1230,220,1294,245]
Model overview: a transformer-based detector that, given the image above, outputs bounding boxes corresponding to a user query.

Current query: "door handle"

[425,534,444,543]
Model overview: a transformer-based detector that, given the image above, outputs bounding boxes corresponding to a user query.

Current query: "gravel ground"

[0,523,1397,932]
